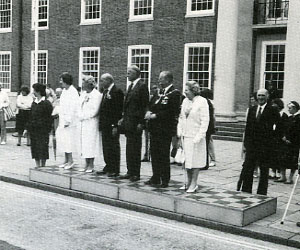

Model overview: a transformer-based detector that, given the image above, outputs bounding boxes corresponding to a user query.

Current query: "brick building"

[0,0,298,121]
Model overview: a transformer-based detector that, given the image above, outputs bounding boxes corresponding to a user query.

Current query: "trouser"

[208,136,216,161]
[102,128,121,174]
[170,136,179,158]
[150,134,172,184]
[126,134,142,177]
[239,150,269,195]
[0,110,7,142]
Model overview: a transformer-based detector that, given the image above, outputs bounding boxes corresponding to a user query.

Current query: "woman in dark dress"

[272,98,288,181]
[279,101,300,184]
[24,83,53,168]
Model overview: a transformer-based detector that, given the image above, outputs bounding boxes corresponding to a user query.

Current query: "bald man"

[237,88,280,195]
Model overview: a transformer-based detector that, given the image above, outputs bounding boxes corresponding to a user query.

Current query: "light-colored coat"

[177,96,209,169]
[78,89,102,158]
[56,85,80,153]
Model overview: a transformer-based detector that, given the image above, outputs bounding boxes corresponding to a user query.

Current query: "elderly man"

[119,65,149,182]
[144,71,181,188]
[97,73,124,177]
[237,88,280,195]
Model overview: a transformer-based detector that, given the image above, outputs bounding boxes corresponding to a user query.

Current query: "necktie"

[256,106,262,120]
[127,83,133,93]
[100,89,108,108]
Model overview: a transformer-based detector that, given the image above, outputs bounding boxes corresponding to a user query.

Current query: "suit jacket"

[99,85,124,131]
[244,103,280,153]
[148,85,181,137]
[122,79,149,135]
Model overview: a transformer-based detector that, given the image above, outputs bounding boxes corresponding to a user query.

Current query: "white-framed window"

[31,0,49,30]
[81,0,102,25]
[266,0,288,22]
[260,41,285,97]
[183,43,213,89]
[186,0,215,17]
[79,47,100,87]
[129,0,154,22]
[31,50,48,86]
[128,45,152,87]
[0,51,11,91]
[0,0,12,33]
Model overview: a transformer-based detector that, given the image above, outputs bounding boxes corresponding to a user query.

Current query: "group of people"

[238,86,300,196]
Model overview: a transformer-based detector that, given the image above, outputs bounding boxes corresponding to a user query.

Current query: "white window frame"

[0,51,11,91]
[186,0,215,18]
[31,0,49,30]
[129,0,154,22]
[260,40,286,92]
[78,47,101,87]
[0,0,12,33]
[183,43,213,90]
[266,0,288,23]
[80,0,102,25]
[30,50,48,87]
[127,45,152,89]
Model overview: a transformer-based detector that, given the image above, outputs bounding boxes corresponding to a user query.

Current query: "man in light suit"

[237,88,280,195]
[119,66,149,182]
[98,73,124,177]
[145,71,181,188]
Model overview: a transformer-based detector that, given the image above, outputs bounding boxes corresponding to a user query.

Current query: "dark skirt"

[283,145,299,170]
[16,109,31,133]
[30,131,49,160]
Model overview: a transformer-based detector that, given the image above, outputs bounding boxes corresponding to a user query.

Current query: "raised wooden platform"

[29,166,277,227]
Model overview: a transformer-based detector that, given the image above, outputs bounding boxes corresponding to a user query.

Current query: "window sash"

[0,0,11,32]
[183,43,212,90]
[81,0,102,24]
[0,51,11,91]
[31,0,48,29]
[79,47,100,87]
[129,0,154,21]
[186,0,215,16]
[128,45,152,88]
[31,51,48,86]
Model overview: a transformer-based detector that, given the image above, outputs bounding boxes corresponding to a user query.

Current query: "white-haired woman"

[78,75,102,173]
[177,81,209,193]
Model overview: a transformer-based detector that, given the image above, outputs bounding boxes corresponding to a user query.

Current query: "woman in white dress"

[78,75,102,173]
[177,81,209,193]
[56,72,80,170]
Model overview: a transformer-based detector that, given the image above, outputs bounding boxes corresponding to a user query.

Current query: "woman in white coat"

[177,81,209,193]
[56,72,80,169]
[78,75,102,173]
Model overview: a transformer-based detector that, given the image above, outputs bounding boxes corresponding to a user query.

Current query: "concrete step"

[29,166,277,227]
[217,126,245,133]
[212,135,243,142]
[215,131,243,138]
[216,122,246,129]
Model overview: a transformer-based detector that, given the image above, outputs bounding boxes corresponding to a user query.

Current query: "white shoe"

[186,185,198,193]
[59,163,68,168]
[179,184,187,190]
[209,161,216,167]
[170,157,175,164]
[0,141,6,145]
[85,168,94,173]
[64,163,75,170]
[78,168,87,172]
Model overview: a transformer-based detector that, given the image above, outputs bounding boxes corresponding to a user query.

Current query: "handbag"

[175,146,185,164]
[3,105,15,121]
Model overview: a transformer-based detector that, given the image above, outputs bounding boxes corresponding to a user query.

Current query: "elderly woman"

[16,86,33,146]
[177,81,209,193]
[24,83,53,168]
[56,72,80,170]
[78,75,102,173]
[279,101,300,184]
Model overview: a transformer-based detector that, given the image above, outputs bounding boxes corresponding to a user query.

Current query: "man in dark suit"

[144,71,181,188]
[119,65,149,182]
[97,73,124,177]
[238,88,280,195]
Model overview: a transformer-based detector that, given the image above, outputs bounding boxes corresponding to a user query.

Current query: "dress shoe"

[64,163,75,170]
[118,174,131,179]
[144,179,160,185]
[284,180,294,184]
[78,168,87,172]
[186,185,198,193]
[199,166,209,170]
[209,161,216,167]
[160,183,169,188]
[95,170,107,175]
[274,178,286,183]
[107,172,119,177]
[179,184,187,190]
[296,222,300,227]
[59,163,68,168]
[85,168,94,173]
[130,176,140,182]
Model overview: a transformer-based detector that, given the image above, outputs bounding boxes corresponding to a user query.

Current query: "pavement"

[1,133,300,248]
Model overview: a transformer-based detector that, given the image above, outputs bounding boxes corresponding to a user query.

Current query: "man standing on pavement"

[118,66,149,182]
[144,71,181,188]
[97,73,124,177]
[238,88,279,195]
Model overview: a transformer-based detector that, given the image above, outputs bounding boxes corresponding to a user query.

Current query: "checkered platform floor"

[37,166,274,210]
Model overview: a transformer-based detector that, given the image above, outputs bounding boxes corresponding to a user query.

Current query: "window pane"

[0,52,11,90]
[84,0,101,20]
[81,48,100,86]
[0,0,11,29]
[133,0,152,16]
